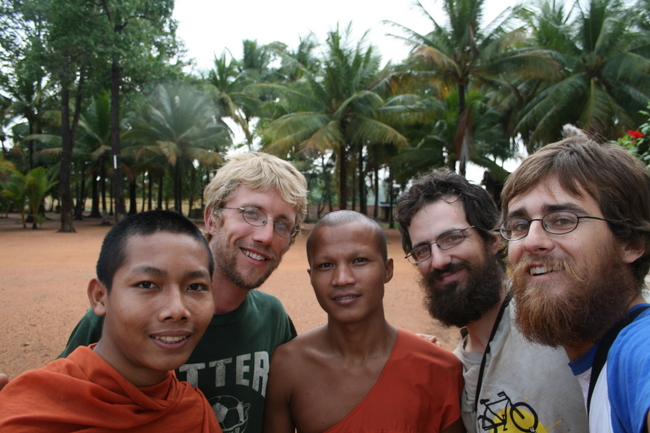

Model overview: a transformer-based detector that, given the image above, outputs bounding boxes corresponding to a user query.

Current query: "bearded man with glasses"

[502,137,650,433]
[396,169,588,433]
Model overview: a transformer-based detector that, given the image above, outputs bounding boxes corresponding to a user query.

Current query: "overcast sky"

[173,0,520,73]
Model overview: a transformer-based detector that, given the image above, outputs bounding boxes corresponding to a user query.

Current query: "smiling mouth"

[441,269,461,278]
[152,335,189,344]
[243,249,267,261]
[334,295,359,301]
[529,264,564,276]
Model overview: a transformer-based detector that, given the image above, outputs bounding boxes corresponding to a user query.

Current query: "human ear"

[204,209,220,236]
[621,240,645,264]
[88,278,108,317]
[488,231,502,256]
[384,258,394,283]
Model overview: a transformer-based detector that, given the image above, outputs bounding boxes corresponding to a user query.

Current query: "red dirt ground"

[0,213,459,380]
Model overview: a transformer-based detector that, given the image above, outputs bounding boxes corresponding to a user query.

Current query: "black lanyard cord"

[474,291,513,413]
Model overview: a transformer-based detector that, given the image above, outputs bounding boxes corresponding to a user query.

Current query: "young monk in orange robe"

[0,210,221,433]
[263,210,465,433]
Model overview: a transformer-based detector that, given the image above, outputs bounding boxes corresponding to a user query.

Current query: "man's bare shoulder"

[272,325,329,363]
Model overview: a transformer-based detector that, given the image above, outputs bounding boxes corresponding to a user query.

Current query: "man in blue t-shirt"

[501,137,650,433]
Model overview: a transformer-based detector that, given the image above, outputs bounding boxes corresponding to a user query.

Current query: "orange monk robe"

[325,330,464,433]
[0,345,221,433]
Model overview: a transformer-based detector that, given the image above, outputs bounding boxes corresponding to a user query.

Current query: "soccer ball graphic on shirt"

[211,395,250,433]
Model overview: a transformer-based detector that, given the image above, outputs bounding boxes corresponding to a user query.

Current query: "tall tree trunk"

[320,155,333,213]
[373,164,379,220]
[174,162,182,213]
[27,123,34,171]
[100,162,107,214]
[157,172,164,210]
[129,178,137,215]
[388,168,395,229]
[74,170,85,220]
[111,58,126,222]
[147,171,153,211]
[90,171,100,217]
[453,82,467,176]
[358,143,366,215]
[351,166,356,211]
[338,145,347,210]
[141,173,146,213]
[199,168,205,210]
[59,86,74,232]
[188,166,196,217]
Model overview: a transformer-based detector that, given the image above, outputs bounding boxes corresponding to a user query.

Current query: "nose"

[159,288,190,322]
[332,264,356,287]
[420,247,453,276]
[251,218,276,244]
[431,244,454,270]
[520,219,554,254]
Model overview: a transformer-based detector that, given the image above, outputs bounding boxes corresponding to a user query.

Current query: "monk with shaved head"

[263,210,465,433]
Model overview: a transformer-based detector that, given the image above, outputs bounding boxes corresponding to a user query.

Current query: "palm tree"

[127,84,230,214]
[0,156,18,215]
[256,25,412,210]
[24,166,56,228]
[387,0,559,175]
[2,170,27,227]
[76,93,112,218]
[4,74,53,171]
[206,50,261,148]
[391,88,512,186]
[23,98,112,220]
[516,0,650,149]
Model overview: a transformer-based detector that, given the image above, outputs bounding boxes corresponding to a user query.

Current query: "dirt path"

[0,213,459,379]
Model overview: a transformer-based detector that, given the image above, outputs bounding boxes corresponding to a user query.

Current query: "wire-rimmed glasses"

[223,207,297,239]
[405,226,475,265]
[499,210,611,241]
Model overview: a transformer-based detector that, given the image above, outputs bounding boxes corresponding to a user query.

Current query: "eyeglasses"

[405,226,475,265]
[223,207,297,239]
[499,210,611,241]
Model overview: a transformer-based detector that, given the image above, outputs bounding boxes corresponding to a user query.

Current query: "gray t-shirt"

[454,303,589,433]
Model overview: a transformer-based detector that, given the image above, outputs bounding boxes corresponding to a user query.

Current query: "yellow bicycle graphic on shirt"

[478,391,539,432]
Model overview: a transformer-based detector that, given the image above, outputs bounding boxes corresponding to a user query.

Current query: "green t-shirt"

[59,290,296,433]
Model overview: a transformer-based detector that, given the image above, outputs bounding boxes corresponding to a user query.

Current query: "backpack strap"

[587,305,650,412]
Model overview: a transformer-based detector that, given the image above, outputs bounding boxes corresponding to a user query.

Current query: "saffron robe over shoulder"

[325,330,464,433]
[0,345,220,433]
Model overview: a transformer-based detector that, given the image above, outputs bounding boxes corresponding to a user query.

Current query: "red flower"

[628,130,644,139]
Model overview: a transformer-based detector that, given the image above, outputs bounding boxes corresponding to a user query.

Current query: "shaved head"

[307,211,387,264]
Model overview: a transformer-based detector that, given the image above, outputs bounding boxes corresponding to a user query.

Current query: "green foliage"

[127,83,230,213]
[615,102,650,167]
[516,0,650,151]
[387,0,559,175]
[1,167,26,227]
[0,0,649,220]
[24,166,56,228]
[255,25,423,208]
[0,162,56,228]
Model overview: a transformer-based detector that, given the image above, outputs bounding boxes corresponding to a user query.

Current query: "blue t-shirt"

[608,305,650,433]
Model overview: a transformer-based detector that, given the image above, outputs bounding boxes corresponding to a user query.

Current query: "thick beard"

[211,232,281,291]
[511,243,637,348]
[420,247,504,328]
